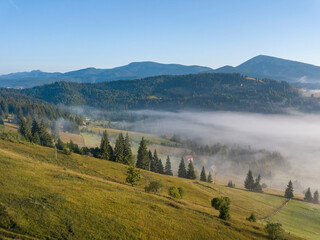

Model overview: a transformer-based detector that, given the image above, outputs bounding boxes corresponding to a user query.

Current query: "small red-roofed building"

[184,155,194,162]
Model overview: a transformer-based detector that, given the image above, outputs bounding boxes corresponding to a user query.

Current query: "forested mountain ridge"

[18,73,315,113]
[0,88,69,120]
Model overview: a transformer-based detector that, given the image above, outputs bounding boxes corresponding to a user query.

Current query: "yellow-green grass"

[0,140,304,240]
[80,132,101,147]
[3,122,18,132]
[59,132,85,147]
[268,199,320,239]
[82,125,178,146]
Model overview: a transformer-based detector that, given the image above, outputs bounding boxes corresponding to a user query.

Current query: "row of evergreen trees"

[284,180,319,203]
[98,131,134,165]
[304,187,319,204]
[19,117,53,147]
[176,158,213,182]
[200,166,213,183]
[177,157,196,179]
[136,137,173,176]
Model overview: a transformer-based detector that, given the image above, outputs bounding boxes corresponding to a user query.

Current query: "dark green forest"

[0,88,66,120]
[16,73,318,113]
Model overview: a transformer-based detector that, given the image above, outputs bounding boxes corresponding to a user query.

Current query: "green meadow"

[0,139,316,239]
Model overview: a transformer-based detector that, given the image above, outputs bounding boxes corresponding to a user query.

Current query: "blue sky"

[1,0,320,74]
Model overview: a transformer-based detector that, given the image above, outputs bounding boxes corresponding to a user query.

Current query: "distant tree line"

[171,136,287,178]
[17,73,318,113]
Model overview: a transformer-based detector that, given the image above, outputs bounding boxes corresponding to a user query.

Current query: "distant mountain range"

[214,55,320,85]
[0,62,212,88]
[1,55,320,88]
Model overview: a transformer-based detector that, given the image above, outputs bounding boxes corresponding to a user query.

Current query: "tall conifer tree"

[207,171,213,183]
[123,133,134,165]
[200,166,207,182]
[149,150,155,171]
[157,159,164,174]
[100,131,113,161]
[114,133,124,163]
[19,117,31,141]
[284,180,294,199]
[178,157,187,178]
[244,170,255,190]
[165,156,173,176]
[304,187,313,202]
[153,149,159,173]
[187,160,196,179]
[313,190,319,204]
[136,137,149,170]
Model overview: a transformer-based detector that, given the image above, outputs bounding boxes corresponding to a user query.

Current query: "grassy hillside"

[0,139,312,239]
[269,199,320,239]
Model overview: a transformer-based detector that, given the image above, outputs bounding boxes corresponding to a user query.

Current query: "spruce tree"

[244,170,255,190]
[36,120,53,147]
[19,117,31,141]
[33,132,41,145]
[100,131,113,161]
[126,166,141,187]
[157,159,164,174]
[56,138,65,150]
[149,150,155,171]
[17,107,23,125]
[136,137,149,170]
[178,157,187,178]
[284,180,294,199]
[200,166,207,182]
[40,131,53,147]
[114,133,124,163]
[26,114,32,129]
[39,120,47,137]
[153,150,159,173]
[164,156,173,176]
[207,171,213,183]
[313,190,319,204]
[253,175,263,193]
[304,187,313,202]
[187,160,196,180]
[123,133,134,165]
[31,119,40,137]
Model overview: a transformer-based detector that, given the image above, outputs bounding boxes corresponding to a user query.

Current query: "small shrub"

[145,181,163,194]
[265,222,284,240]
[168,186,181,199]
[211,197,231,220]
[63,147,72,155]
[178,187,186,199]
[246,213,256,222]
[262,183,268,188]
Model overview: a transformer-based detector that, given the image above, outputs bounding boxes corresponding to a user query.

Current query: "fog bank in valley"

[129,110,320,189]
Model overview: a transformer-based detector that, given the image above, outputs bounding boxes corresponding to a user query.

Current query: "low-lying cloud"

[129,110,320,189]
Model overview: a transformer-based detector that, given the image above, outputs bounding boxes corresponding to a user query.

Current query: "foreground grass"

[269,199,320,239]
[0,140,305,239]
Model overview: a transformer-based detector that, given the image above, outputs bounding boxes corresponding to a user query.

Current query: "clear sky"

[1,0,320,74]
